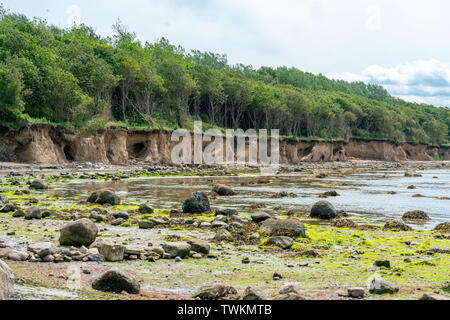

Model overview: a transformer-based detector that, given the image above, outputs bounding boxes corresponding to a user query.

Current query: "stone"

[42,255,54,263]
[420,293,450,300]
[30,179,48,190]
[138,220,156,229]
[161,242,191,259]
[402,210,431,221]
[347,287,365,298]
[12,209,25,218]
[59,218,98,247]
[279,284,297,294]
[25,206,42,220]
[0,260,14,300]
[260,218,306,238]
[111,218,125,226]
[148,246,165,257]
[7,250,29,261]
[250,212,271,223]
[175,257,182,262]
[214,229,233,242]
[213,184,236,196]
[211,220,228,229]
[182,192,211,214]
[266,236,294,249]
[139,203,154,214]
[249,233,261,243]
[92,269,140,294]
[187,239,210,255]
[87,189,120,206]
[28,242,61,258]
[322,191,339,197]
[112,211,129,220]
[433,222,450,233]
[374,260,391,268]
[1,204,16,213]
[242,286,264,300]
[367,275,399,294]
[310,201,337,219]
[194,284,238,300]
[90,239,124,262]
[274,293,306,300]
[332,219,357,228]
[88,254,105,262]
[215,208,238,216]
[383,221,413,232]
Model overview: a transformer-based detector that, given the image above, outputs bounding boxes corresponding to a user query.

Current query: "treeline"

[0,7,449,145]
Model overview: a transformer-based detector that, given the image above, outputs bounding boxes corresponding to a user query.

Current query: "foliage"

[0,9,449,145]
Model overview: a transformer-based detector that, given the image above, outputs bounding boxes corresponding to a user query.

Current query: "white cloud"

[329,59,450,107]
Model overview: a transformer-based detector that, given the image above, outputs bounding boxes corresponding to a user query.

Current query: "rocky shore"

[0,162,449,300]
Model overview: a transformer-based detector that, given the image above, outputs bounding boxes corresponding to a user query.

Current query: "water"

[49,168,449,230]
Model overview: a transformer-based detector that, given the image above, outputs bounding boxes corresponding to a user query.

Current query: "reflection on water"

[50,169,449,230]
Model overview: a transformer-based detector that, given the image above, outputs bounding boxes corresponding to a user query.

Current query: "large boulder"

[0,260,14,300]
[383,221,413,232]
[28,242,61,258]
[161,242,191,259]
[402,210,430,222]
[182,192,210,214]
[433,222,450,233]
[214,229,233,242]
[59,218,98,247]
[25,206,42,220]
[310,201,337,219]
[194,284,238,300]
[187,239,210,255]
[92,269,140,294]
[260,218,306,238]
[265,236,294,249]
[90,238,124,262]
[213,185,236,196]
[87,190,120,206]
[139,203,154,214]
[250,212,271,223]
[29,179,48,190]
[367,275,399,294]
[215,208,238,217]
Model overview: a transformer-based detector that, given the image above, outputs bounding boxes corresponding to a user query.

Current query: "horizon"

[1,0,450,108]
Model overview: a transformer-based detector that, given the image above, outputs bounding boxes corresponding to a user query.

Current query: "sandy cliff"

[0,124,448,165]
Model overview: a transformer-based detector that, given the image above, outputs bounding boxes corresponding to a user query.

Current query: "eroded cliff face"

[0,124,448,165]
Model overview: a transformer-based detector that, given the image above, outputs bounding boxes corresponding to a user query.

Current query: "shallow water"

[49,168,449,230]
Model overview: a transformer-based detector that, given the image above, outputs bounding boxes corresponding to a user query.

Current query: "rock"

[367,275,399,294]
[279,284,297,294]
[29,179,48,190]
[214,229,233,242]
[148,246,165,257]
[12,209,25,218]
[88,254,105,262]
[59,218,98,247]
[402,210,430,221]
[249,233,261,243]
[405,171,422,177]
[138,220,156,229]
[347,287,365,298]
[90,239,125,262]
[332,219,357,228]
[310,201,337,219]
[383,221,413,232]
[182,192,211,214]
[194,284,238,300]
[250,212,271,223]
[273,272,283,280]
[1,204,16,213]
[274,293,306,300]
[0,260,14,300]
[259,218,306,238]
[242,257,250,264]
[42,255,54,263]
[112,211,129,220]
[211,220,228,229]
[420,293,450,300]
[139,203,154,214]
[215,208,238,216]
[213,184,236,196]
[25,206,42,220]
[87,189,120,205]
[175,256,182,262]
[407,185,417,190]
[28,242,61,258]
[111,218,125,226]
[92,269,140,294]
[161,242,191,259]
[187,239,210,255]
[322,191,339,197]
[433,222,450,233]
[242,286,264,300]
[374,260,391,268]
[7,250,29,261]
[265,236,294,249]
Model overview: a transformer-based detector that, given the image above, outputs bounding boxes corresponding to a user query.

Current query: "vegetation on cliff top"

[0,5,449,145]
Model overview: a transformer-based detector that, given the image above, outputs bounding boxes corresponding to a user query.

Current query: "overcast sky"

[2,0,450,107]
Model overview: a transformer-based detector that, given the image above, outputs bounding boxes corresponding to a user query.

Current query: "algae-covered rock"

[182,192,210,214]
[87,189,120,205]
[310,201,337,219]
[59,218,98,247]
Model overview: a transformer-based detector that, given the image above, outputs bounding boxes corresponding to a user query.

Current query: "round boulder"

[182,192,210,214]
[402,210,431,222]
[92,269,140,294]
[0,260,14,300]
[260,218,306,238]
[87,190,120,206]
[29,179,48,190]
[213,184,236,196]
[59,218,98,247]
[310,201,337,219]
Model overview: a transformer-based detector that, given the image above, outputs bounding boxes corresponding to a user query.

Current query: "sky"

[2,0,450,107]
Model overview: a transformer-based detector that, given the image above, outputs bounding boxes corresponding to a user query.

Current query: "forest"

[0,6,449,145]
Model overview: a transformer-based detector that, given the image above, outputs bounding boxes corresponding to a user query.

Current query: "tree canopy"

[0,8,449,145]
